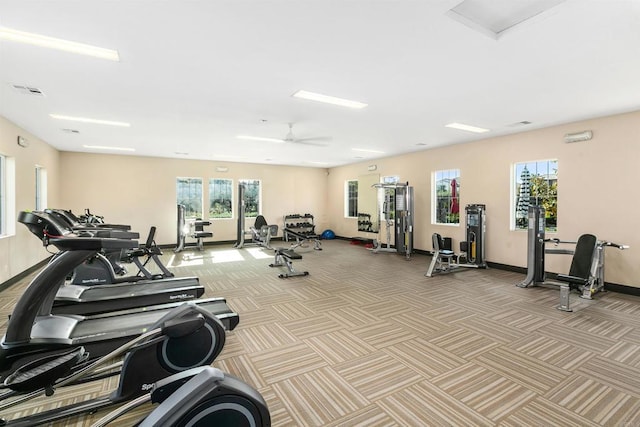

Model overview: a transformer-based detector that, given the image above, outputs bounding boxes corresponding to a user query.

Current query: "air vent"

[11,84,45,96]
[507,120,532,127]
[62,128,80,134]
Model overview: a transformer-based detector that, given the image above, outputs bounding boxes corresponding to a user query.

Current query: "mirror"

[357,173,380,233]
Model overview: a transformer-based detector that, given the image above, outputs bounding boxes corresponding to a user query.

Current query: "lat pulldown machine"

[371,182,414,260]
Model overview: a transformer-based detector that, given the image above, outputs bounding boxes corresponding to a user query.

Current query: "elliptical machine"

[0,303,229,426]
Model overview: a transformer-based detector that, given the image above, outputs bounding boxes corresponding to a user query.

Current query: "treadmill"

[0,236,239,379]
[18,211,207,316]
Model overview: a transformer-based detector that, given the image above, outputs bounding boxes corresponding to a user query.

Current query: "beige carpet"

[1,239,640,426]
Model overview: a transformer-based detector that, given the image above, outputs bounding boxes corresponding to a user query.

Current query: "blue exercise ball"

[321,229,335,240]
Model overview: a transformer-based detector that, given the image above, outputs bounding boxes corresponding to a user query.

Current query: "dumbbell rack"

[283,214,316,242]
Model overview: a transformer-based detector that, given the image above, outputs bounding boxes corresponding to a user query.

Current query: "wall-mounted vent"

[62,128,80,134]
[11,84,45,96]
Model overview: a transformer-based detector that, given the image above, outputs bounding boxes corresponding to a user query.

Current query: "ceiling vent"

[447,0,567,39]
[62,128,80,134]
[11,84,45,96]
[507,120,532,127]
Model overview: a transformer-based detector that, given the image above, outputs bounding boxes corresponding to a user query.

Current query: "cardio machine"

[0,235,238,381]
[19,211,206,316]
[0,304,237,426]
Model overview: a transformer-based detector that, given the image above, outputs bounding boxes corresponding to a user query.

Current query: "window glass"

[209,178,233,219]
[176,177,203,219]
[239,179,261,218]
[514,160,558,231]
[346,180,358,218]
[434,169,460,225]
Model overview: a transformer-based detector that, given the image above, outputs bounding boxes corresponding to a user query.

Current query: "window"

[433,169,460,225]
[345,180,358,217]
[0,155,16,237]
[35,166,48,210]
[176,177,203,219]
[239,179,261,218]
[514,159,558,231]
[209,178,232,219]
[0,155,4,234]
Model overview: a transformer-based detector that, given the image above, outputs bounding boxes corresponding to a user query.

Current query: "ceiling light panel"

[83,145,135,152]
[293,90,368,109]
[0,27,120,61]
[236,135,284,143]
[445,122,490,133]
[50,114,130,127]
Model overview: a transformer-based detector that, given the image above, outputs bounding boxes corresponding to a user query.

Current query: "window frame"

[239,179,261,218]
[35,165,48,211]
[432,169,461,226]
[345,179,358,218]
[176,177,204,220]
[208,178,233,220]
[512,159,558,232]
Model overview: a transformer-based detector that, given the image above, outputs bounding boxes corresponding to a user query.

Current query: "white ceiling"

[1,0,639,168]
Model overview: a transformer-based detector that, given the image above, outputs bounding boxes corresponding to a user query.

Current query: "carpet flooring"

[1,239,639,426]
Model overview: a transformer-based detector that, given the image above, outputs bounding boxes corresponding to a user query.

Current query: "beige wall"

[328,110,640,288]
[0,116,60,283]
[2,110,639,289]
[58,153,330,246]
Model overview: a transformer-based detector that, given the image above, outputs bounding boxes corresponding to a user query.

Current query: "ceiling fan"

[237,123,331,146]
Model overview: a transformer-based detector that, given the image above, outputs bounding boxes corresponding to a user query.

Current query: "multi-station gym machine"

[371,182,414,259]
[516,205,628,311]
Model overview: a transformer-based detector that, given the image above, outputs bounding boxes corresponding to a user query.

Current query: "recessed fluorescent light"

[445,122,490,133]
[50,114,130,127]
[293,90,367,109]
[236,135,284,143]
[83,145,135,152]
[352,148,385,154]
[0,27,120,61]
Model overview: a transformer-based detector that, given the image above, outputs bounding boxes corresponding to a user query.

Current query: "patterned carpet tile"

[324,404,396,427]
[488,307,554,332]
[508,333,596,371]
[384,337,467,378]
[501,396,601,427]
[271,367,369,426]
[560,313,635,339]
[250,342,327,384]
[333,351,423,401]
[376,379,494,426]
[428,327,501,359]
[602,341,640,367]
[282,314,344,340]
[455,316,529,344]
[304,329,377,365]
[267,300,318,321]
[576,356,640,398]
[546,373,640,425]
[537,322,619,354]
[326,306,382,328]
[235,323,298,353]
[392,311,452,338]
[474,347,569,395]
[349,320,418,349]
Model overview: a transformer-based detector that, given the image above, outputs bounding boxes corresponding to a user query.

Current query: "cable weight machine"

[371,182,414,259]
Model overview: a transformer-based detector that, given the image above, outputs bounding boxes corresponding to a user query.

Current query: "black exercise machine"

[516,205,628,311]
[269,248,308,278]
[18,212,206,316]
[425,204,487,277]
[91,366,270,427]
[234,183,277,249]
[174,204,213,252]
[0,235,238,381]
[47,208,132,231]
[0,304,236,426]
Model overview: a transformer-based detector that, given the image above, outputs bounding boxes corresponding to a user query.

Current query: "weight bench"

[269,248,309,278]
[191,219,213,251]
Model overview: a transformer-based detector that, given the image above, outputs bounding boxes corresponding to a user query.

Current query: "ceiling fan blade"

[293,138,331,147]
